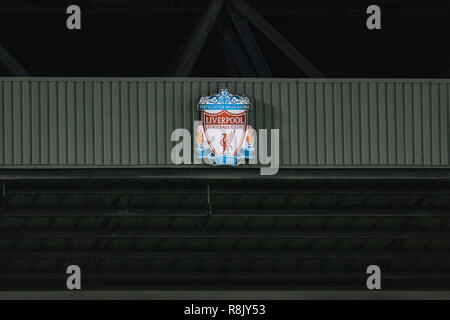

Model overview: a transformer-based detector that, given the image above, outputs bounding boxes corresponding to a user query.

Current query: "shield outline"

[202,110,248,157]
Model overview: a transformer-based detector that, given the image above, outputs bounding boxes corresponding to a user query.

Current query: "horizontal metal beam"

[2,228,450,239]
[1,249,449,260]
[2,272,450,281]
[3,290,450,300]
[4,182,450,195]
[1,207,447,217]
[3,281,450,292]
[1,168,449,181]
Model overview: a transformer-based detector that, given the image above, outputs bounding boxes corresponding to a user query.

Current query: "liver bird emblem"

[220,130,235,153]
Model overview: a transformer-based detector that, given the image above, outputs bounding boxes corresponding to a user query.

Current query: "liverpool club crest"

[197,89,254,166]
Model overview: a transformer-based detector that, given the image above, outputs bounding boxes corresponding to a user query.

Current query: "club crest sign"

[196,89,254,166]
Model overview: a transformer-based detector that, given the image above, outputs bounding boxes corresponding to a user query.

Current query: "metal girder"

[0,249,449,260]
[1,168,449,181]
[0,207,447,217]
[0,44,29,76]
[164,36,190,76]
[3,271,450,291]
[216,15,256,77]
[3,281,450,291]
[4,181,450,195]
[3,271,450,281]
[2,290,450,299]
[171,0,225,76]
[230,0,324,77]
[220,37,240,77]
[226,3,272,77]
[2,228,450,239]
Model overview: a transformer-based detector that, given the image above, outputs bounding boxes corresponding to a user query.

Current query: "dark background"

[1,1,450,294]
[0,0,449,78]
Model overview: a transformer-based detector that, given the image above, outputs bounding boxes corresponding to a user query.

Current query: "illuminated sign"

[196,89,254,166]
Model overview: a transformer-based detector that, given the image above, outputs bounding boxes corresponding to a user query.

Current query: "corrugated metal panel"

[0,78,449,167]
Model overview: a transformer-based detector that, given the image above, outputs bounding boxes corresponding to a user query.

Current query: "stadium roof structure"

[0,77,449,297]
[0,0,449,78]
[0,169,450,293]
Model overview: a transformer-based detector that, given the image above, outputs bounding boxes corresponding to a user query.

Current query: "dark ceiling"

[0,0,449,78]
